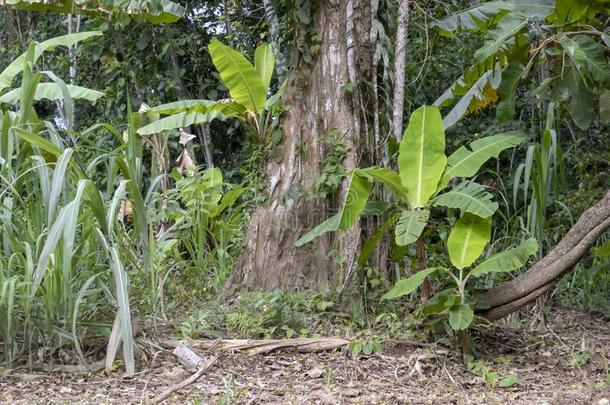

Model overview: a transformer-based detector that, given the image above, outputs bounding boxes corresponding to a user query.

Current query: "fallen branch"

[477,189,610,320]
[161,337,350,355]
[151,354,218,404]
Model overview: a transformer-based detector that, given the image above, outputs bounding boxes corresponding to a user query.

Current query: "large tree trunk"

[233,1,373,290]
[478,189,610,320]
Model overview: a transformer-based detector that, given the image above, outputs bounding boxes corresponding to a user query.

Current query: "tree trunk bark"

[233,1,373,291]
[391,0,410,141]
[477,189,610,320]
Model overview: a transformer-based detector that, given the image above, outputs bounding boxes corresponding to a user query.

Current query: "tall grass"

[512,103,565,255]
[0,36,248,372]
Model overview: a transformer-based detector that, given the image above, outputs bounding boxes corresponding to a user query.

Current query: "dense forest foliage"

[0,0,609,401]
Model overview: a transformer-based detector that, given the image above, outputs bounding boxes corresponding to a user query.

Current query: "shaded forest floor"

[1,307,609,404]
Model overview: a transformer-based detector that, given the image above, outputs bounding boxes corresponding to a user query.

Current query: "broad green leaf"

[469,237,538,277]
[398,105,447,207]
[448,214,491,269]
[295,172,372,246]
[339,171,373,230]
[357,212,400,266]
[136,0,186,23]
[137,111,228,135]
[382,267,442,300]
[439,132,524,189]
[208,39,266,113]
[147,99,246,116]
[431,0,553,34]
[559,34,610,86]
[394,209,429,246]
[0,83,104,104]
[550,0,589,25]
[254,43,275,93]
[433,181,498,218]
[473,13,529,63]
[217,185,246,215]
[562,65,594,130]
[0,32,102,93]
[147,99,218,115]
[497,63,526,122]
[421,289,461,315]
[431,2,511,33]
[448,304,474,330]
[357,167,410,202]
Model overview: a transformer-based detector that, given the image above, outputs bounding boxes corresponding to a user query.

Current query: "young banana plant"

[138,40,283,145]
[382,214,538,331]
[296,105,524,260]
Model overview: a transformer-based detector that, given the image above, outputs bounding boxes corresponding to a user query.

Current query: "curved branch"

[477,189,610,320]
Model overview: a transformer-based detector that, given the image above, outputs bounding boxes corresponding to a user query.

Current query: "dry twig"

[150,355,218,404]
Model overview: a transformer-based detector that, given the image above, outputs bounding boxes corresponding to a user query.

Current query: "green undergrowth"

[173,288,415,339]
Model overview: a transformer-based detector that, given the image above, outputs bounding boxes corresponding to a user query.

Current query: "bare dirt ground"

[1,307,609,404]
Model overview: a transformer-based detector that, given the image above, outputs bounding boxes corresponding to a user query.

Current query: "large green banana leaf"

[473,13,530,63]
[448,304,474,330]
[497,62,527,122]
[382,267,443,300]
[558,34,610,87]
[431,0,554,34]
[295,172,373,246]
[0,32,101,93]
[152,99,244,115]
[439,132,524,189]
[0,83,104,104]
[394,209,429,246]
[254,43,275,94]
[147,99,219,115]
[137,111,228,135]
[398,105,447,208]
[357,167,410,202]
[447,213,491,269]
[208,39,267,113]
[433,181,498,218]
[469,237,538,277]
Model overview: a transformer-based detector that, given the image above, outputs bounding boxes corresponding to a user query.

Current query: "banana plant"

[432,0,610,130]
[296,105,524,260]
[382,215,538,331]
[138,40,283,146]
